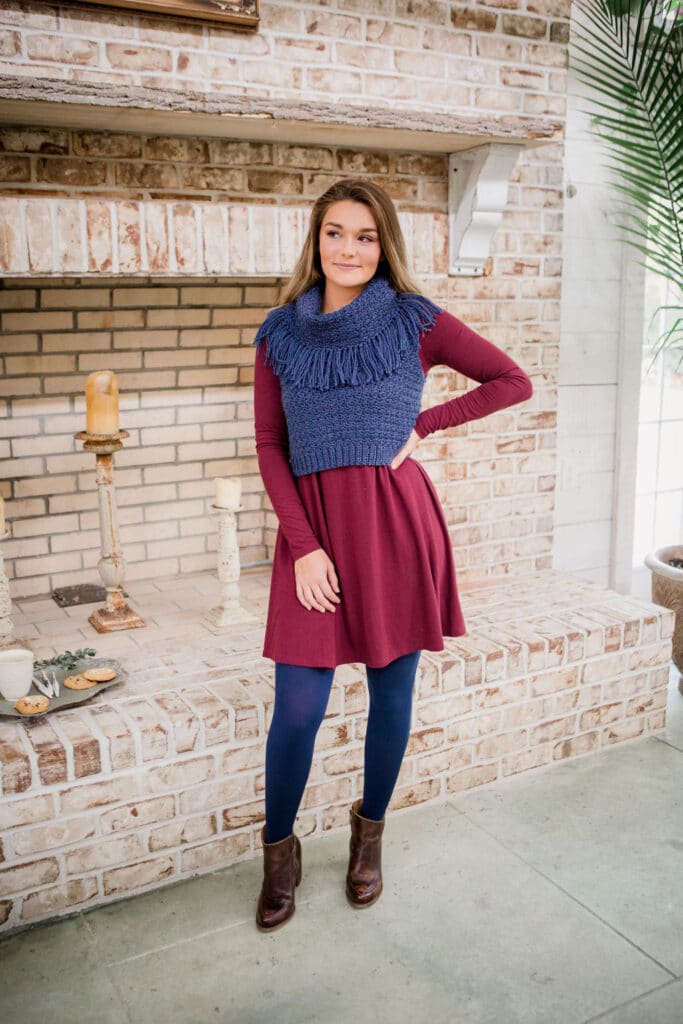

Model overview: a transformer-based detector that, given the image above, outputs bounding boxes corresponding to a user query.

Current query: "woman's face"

[318,200,382,293]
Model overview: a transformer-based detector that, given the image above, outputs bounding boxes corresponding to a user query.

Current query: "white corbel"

[448,143,524,276]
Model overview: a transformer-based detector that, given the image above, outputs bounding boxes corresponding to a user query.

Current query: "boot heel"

[256,828,302,931]
[346,799,385,909]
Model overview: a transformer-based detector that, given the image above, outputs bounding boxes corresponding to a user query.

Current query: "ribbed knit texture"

[253,274,443,476]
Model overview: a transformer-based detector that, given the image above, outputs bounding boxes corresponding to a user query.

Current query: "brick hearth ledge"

[0,567,673,937]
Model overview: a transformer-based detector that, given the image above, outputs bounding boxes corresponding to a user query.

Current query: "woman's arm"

[414,309,534,439]
[253,342,323,560]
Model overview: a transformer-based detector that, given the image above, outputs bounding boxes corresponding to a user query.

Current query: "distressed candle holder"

[205,504,258,633]
[74,430,144,633]
[0,531,14,644]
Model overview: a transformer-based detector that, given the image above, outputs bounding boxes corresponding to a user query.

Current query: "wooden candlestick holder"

[205,504,258,633]
[0,530,13,644]
[74,430,144,633]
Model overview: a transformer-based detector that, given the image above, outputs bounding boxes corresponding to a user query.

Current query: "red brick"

[101,796,175,833]
[451,7,498,31]
[28,34,99,65]
[66,833,144,874]
[447,763,499,794]
[59,775,139,814]
[26,200,52,273]
[144,755,215,794]
[303,776,353,809]
[75,131,142,158]
[118,201,141,274]
[37,156,106,186]
[0,857,60,897]
[115,160,178,189]
[89,705,136,771]
[553,731,599,760]
[0,198,25,274]
[14,816,97,856]
[23,717,68,786]
[103,856,174,895]
[0,730,32,794]
[0,792,54,829]
[155,693,200,753]
[178,774,254,815]
[603,718,645,745]
[322,747,364,776]
[389,777,442,809]
[0,155,30,181]
[502,745,552,776]
[501,14,547,38]
[173,204,199,273]
[21,877,98,920]
[183,688,232,746]
[106,43,172,72]
[144,202,169,273]
[180,832,250,873]
[86,201,113,273]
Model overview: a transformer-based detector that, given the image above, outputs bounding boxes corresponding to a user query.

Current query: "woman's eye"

[325,231,376,242]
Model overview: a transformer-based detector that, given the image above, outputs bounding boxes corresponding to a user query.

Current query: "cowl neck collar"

[293,274,398,348]
[254,274,442,390]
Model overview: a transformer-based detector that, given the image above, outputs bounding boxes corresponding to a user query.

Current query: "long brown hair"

[278,178,423,305]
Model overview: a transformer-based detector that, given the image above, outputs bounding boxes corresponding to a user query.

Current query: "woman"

[252,178,533,931]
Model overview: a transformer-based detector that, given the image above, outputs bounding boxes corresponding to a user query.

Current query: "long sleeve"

[253,342,323,561]
[414,309,534,439]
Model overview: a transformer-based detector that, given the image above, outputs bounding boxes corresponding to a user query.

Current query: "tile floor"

[0,665,681,1024]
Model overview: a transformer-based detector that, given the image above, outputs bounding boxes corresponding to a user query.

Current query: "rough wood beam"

[0,77,563,154]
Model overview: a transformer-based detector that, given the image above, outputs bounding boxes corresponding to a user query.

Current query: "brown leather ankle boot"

[346,799,385,908]
[256,827,302,932]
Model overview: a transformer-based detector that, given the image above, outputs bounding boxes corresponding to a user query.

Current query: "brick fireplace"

[0,0,674,937]
[0,133,561,599]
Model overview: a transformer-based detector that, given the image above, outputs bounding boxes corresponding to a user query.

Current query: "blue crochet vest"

[253,274,443,477]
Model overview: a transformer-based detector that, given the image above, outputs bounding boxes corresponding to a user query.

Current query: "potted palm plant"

[570,0,683,687]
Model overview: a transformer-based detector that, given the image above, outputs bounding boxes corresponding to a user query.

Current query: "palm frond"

[644,310,683,375]
[570,0,683,315]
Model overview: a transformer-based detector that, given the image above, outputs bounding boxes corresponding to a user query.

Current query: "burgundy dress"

[254,309,533,669]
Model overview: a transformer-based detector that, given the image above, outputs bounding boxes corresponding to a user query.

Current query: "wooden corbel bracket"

[448,143,524,276]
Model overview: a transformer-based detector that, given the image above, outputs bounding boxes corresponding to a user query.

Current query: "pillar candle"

[86,370,119,436]
[213,477,241,508]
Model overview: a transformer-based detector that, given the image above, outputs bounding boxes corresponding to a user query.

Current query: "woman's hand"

[294,548,341,613]
[390,429,421,470]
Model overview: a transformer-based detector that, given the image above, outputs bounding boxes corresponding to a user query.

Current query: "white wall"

[554,10,646,592]
[557,4,647,593]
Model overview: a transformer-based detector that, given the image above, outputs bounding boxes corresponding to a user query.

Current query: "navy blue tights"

[264,650,421,844]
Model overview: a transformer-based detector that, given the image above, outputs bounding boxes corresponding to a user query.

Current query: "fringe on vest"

[253,291,443,391]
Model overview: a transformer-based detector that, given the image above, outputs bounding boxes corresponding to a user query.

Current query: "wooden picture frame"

[74,0,259,28]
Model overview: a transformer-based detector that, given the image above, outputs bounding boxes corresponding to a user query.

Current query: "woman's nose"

[341,236,357,255]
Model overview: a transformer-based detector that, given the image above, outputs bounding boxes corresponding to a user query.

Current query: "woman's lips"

[335,264,360,270]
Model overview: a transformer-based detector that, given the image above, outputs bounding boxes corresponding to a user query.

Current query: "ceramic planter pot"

[645,544,683,693]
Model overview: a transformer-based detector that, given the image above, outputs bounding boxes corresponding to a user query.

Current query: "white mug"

[0,648,35,701]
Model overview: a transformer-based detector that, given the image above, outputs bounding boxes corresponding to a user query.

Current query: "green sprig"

[35,648,97,672]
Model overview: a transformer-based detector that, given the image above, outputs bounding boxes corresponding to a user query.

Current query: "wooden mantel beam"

[0,76,563,155]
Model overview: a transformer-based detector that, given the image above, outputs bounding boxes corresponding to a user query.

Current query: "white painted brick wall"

[1,0,570,119]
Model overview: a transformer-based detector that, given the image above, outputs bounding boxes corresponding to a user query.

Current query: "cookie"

[82,666,117,683]
[15,694,50,716]
[64,674,97,690]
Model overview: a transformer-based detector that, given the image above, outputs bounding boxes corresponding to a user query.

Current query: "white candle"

[86,370,119,436]
[213,477,241,509]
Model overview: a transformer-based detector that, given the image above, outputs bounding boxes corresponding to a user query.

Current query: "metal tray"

[0,658,126,718]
